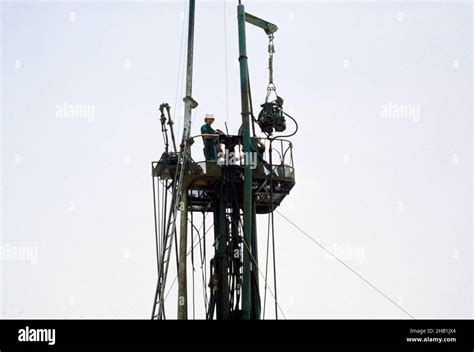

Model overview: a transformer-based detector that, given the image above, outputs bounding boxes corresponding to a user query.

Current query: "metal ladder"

[151,141,190,320]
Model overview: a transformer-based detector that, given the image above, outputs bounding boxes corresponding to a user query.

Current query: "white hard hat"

[204,113,215,121]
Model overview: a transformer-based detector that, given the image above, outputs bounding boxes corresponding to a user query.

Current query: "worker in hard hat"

[201,113,223,161]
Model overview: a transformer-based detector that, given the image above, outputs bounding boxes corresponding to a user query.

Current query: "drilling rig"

[151,0,297,320]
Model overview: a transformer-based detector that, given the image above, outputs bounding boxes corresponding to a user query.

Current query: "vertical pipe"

[152,173,160,276]
[216,191,230,319]
[182,0,197,142]
[231,200,240,310]
[251,200,261,319]
[269,141,278,319]
[191,211,195,319]
[237,4,253,320]
[178,192,188,319]
[178,0,196,320]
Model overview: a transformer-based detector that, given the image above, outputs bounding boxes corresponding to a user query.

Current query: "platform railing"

[185,134,295,180]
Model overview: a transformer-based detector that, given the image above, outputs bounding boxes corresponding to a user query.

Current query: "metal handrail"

[182,134,294,174]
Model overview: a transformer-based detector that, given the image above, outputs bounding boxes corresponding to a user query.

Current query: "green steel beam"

[237,4,252,320]
[238,3,277,322]
[245,12,278,35]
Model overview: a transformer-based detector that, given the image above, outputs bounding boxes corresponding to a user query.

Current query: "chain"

[266,34,277,102]
[268,33,274,84]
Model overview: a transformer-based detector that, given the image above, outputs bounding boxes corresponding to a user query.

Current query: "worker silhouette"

[251,137,271,174]
[201,113,223,161]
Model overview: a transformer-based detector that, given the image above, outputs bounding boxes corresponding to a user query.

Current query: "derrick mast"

[151,1,296,320]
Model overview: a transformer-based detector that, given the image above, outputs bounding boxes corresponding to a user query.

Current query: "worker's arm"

[201,125,215,139]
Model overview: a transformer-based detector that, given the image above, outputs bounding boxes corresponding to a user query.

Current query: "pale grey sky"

[0,0,472,319]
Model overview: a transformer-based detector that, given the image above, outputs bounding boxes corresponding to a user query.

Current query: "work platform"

[152,136,295,214]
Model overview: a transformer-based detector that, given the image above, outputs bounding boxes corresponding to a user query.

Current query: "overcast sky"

[1,0,472,319]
